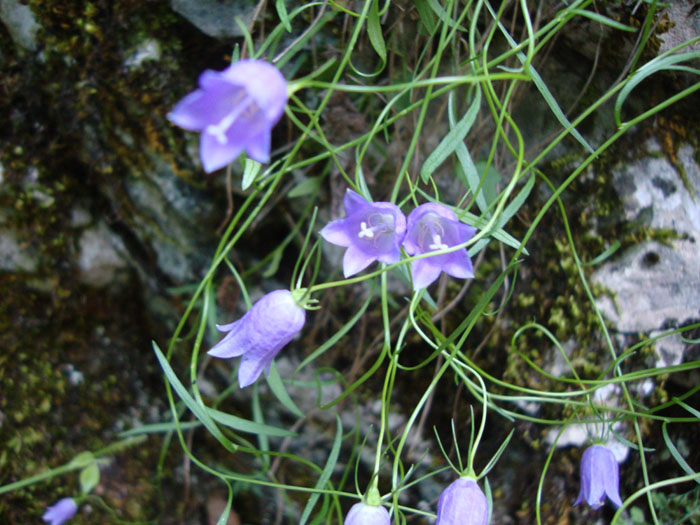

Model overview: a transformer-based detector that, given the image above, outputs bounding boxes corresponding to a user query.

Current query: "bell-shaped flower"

[42,498,78,525]
[168,59,288,173]
[208,290,305,388]
[320,189,406,277]
[575,444,623,509]
[344,502,390,525]
[403,203,476,290]
[436,477,489,525]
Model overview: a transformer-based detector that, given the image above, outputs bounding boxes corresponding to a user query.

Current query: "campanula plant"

[575,444,623,509]
[168,59,288,172]
[403,203,476,289]
[208,289,306,388]
[320,189,407,277]
[436,477,489,525]
[42,498,78,525]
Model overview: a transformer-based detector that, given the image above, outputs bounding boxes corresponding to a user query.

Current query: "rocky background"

[1,1,699,523]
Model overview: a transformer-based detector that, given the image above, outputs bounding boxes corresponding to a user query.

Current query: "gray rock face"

[170,0,254,38]
[593,140,700,334]
[0,0,41,51]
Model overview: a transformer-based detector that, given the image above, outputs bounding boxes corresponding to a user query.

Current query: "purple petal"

[199,132,243,173]
[436,478,489,525]
[208,320,248,358]
[443,252,475,279]
[344,502,390,525]
[344,189,369,216]
[222,59,288,122]
[245,130,272,164]
[42,498,78,525]
[238,356,266,388]
[411,259,442,290]
[320,218,353,247]
[343,244,376,277]
[168,76,245,131]
[376,244,401,265]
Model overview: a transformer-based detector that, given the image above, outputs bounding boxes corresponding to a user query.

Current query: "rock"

[659,3,700,54]
[0,228,38,272]
[123,39,162,70]
[0,0,41,51]
[593,140,700,334]
[77,222,130,287]
[170,0,255,38]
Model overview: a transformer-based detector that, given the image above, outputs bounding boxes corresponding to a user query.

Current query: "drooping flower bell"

[320,189,407,277]
[436,477,489,525]
[575,444,623,509]
[344,502,390,525]
[168,59,288,173]
[42,498,78,525]
[208,290,305,388]
[403,203,476,290]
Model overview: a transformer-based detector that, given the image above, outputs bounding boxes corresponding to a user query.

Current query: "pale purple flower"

[436,478,489,525]
[344,502,390,525]
[208,290,305,388]
[42,498,77,525]
[320,190,406,277]
[403,203,476,290]
[575,444,623,509]
[168,59,287,173]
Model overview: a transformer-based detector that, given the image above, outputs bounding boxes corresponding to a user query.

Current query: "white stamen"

[428,234,448,251]
[358,221,375,238]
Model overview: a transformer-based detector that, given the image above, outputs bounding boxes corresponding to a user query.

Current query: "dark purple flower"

[168,59,287,173]
[320,190,406,277]
[436,478,489,525]
[208,290,305,388]
[403,203,476,290]
[42,498,77,525]
[344,502,390,525]
[575,444,623,509]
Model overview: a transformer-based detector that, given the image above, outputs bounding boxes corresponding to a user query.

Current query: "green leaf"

[275,0,292,32]
[152,342,237,452]
[288,176,322,198]
[68,451,95,468]
[367,0,386,63]
[421,89,481,184]
[79,462,99,494]
[413,0,436,35]
[570,8,638,32]
[207,407,296,437]
[299,414,342,524]
[266,360,304,418]
[242,158,263,190]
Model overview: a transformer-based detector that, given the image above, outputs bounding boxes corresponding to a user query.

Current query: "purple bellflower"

[344,502,390,525]
[436,477,489,525]
[403,203,477,290]
[320,190,407,277]
[168,59,288,173]
[42,498,78,525]
[208,290,305,388]
[575,444,623,509]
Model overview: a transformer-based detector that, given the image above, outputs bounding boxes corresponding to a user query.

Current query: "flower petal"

[238,355,266,388]
[199,132,244,173]
[443,252,475,279]
[344,189,369,216]
[222,59,288,122]
[208,321,248,358]
[411,259,442,290]
[343,244,376,277]
[320,218,353,247]
[244,130,272,164]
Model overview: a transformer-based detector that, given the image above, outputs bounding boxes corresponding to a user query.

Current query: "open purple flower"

[208,290,305,388]
[320,190,406,277]
[575,444,623,509]
[344,502,390,525]
[436,477,489,525]
[168,59,288,173]
[403,203,476,290]
[42,498,77,525]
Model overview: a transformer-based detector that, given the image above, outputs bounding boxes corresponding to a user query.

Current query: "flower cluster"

[168,59,287,173]
[321,190,477,290]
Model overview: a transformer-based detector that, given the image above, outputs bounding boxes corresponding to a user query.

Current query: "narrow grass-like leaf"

[215,484,234,525]
[615,52,700,126]
[367,0,387,63]
[570,8,637,32]
[118,421,201,437]
[662,422,700,485]
[207,407,296,437]
[413,0,437,35]
[152,341,236,452]
[421,89,481,183]
[583,240,621,266]
[275,0,292,32]
[266,360,305,418]
[496,172,535,230]
[299,413,342,524]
